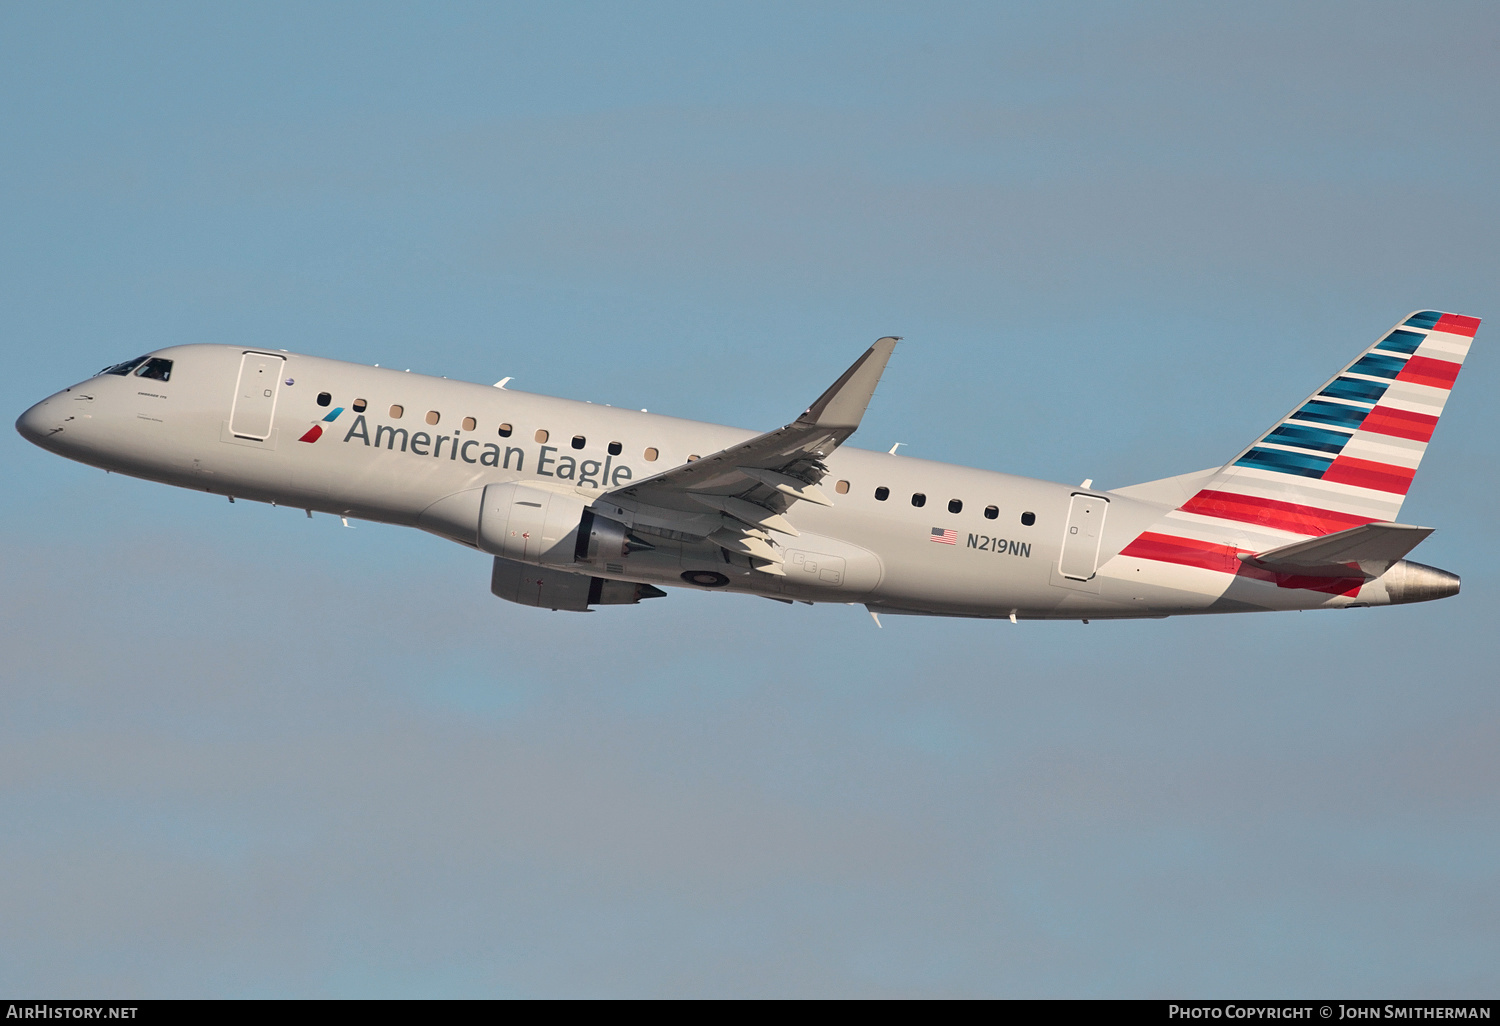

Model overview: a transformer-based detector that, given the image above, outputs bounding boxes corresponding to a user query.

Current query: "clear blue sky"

[2,1,1496,997]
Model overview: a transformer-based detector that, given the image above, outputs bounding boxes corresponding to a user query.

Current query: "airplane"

[15,310,1477,622]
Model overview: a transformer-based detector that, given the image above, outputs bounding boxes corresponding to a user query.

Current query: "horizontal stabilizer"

[1240,522,1433,577]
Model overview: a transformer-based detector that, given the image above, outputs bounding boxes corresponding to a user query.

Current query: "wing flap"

[595,337,900,552]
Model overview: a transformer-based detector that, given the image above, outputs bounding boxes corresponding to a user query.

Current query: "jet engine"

[490,556,666,612]
[477,481,587,566]
[573,508,654,565]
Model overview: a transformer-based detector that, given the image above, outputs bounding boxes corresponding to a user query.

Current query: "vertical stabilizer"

[1117,311,1478,574]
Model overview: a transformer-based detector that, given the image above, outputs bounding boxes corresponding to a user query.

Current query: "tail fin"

[1147,311,1478,541]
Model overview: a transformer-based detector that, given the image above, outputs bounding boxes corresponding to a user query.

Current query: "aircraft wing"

[1240,521,1433,577]
[594,337,899,571]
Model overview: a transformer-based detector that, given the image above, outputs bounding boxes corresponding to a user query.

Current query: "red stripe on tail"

[1321,455,1416,494]
[1432,313,1481,337]
[1177,490,1375,536]
[1359,406,1438,443]
[1396,355,1461,390]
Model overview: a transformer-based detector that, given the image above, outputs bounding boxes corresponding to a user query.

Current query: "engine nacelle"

[490,557,667,612]
[477,481,587,567]
[573,509,653,565]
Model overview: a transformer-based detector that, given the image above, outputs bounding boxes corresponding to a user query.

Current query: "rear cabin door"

[1059,493,1109,581]
[230,352,286,440]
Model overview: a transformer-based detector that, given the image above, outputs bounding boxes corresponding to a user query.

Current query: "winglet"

[798,337,900,431]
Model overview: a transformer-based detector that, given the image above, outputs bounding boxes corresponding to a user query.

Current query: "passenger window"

[353,399,367,412]
[535,429,549,443]
[835,480,850,494]
[644,447,659,461]
[1021,512,1036,526]
[102,356,148,376]
[608,441,622,456]
[462,416,476,431]
[317,392,332,407]
[134,358,173,382]
[948,499,962,514]
[911,493,926,507]
[390,405,404,419]
[571,435,586,450]
[426,410,440,426]
[874,487,889,501]
[984,505,999,520]
[498,423,512,437]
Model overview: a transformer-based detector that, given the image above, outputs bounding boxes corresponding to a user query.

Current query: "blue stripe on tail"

[1233,447,1334,478]
[1290,400,1370,429]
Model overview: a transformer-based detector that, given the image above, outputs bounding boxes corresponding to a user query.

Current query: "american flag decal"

[930,527,957,545]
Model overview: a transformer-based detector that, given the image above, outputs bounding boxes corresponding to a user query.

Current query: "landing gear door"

[1059,493,1109,581]
[230,352,286,440]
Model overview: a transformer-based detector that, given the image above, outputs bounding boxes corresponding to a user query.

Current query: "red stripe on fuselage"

[1236,564,1366,597]
[1119,531,1364,596]
[1359,406,1438,443]
[1396,355,1461,390]
[1177,490,1375,536]
[1119,531,1240,573]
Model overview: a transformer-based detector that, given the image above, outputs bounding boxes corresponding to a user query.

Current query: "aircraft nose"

[16,398,58,446]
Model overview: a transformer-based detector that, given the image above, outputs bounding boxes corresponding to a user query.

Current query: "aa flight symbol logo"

[298,407,344,443]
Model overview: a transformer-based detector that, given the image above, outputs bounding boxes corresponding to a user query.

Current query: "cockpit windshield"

[135,358,172,382]
[101,356,148,376]
[97,355,173,381]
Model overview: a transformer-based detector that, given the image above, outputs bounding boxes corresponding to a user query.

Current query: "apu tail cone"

[1382,559,1461,605]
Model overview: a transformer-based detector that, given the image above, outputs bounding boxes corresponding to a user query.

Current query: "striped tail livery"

[1111,311,1477,611]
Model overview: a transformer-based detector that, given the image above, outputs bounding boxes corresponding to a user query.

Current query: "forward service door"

[1059,493,1109,581]
[229,352,286,440]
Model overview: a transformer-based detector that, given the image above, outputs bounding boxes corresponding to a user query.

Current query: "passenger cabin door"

[1059,493,1109,581]
[230,352,286,440]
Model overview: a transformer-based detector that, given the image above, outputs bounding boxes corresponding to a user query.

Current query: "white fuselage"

[17,344,1439,619]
